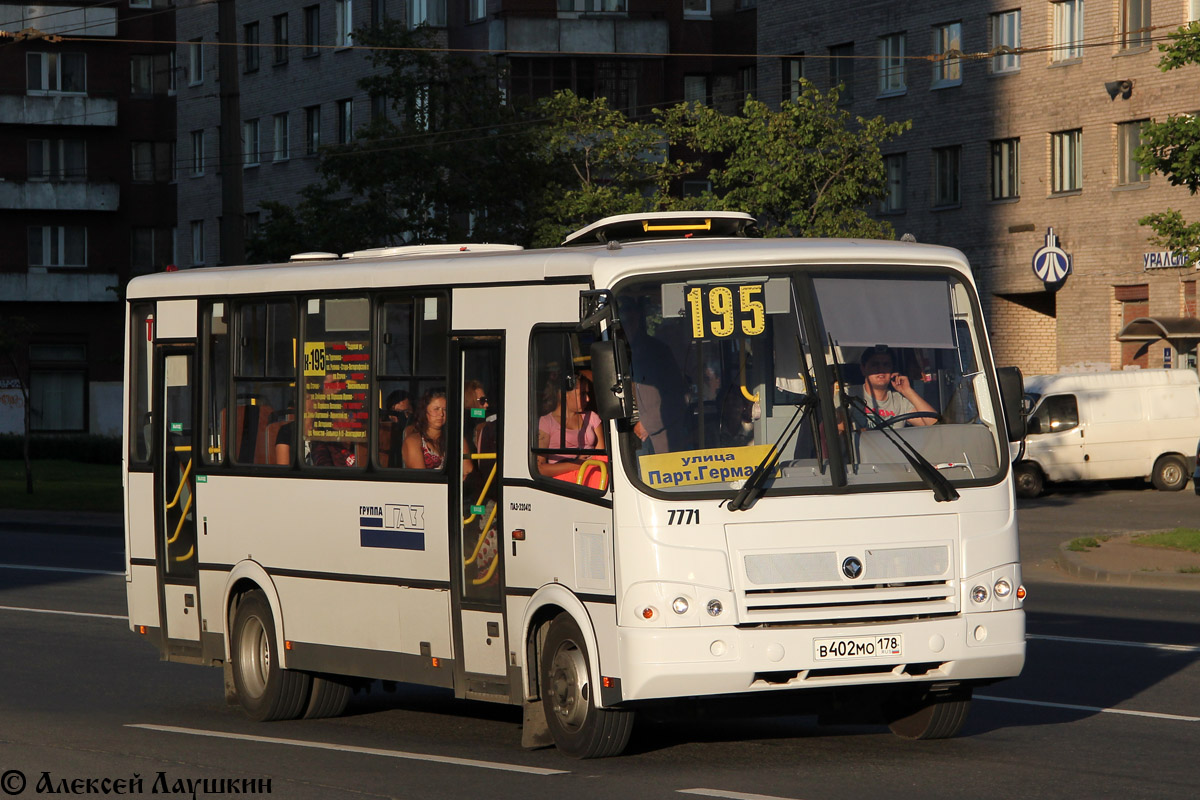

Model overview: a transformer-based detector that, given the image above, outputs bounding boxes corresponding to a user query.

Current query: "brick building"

[758,0,1200,376]
[0,2,176,436]
[175,0,757,266]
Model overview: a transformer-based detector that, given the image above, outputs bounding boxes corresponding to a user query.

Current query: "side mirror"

[1025,415,1042,435]
[590,340,633,421]
[997,366,1026,443]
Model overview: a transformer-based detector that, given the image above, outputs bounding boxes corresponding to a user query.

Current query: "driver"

[847,345,937,428]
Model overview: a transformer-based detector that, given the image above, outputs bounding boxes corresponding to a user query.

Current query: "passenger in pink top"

[536,371,606,479]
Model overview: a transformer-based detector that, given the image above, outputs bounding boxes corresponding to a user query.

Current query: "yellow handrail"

[472,549,499,585]
[165,458,193,511]
[166,493,193,545]
[174,544,195,562]
[576,457,609,491]
[464,502,499,566]
[740,339,759,403]
[462,462,498,524]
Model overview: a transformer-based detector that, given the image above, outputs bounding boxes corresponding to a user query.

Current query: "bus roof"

[125,236,973,301]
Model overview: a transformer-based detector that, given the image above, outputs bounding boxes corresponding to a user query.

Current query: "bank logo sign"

[359,504,426,550]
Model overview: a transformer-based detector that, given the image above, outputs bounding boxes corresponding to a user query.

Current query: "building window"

[335,0,353,47]
[1121,0,1151,50]
[239,22,258,73]
[933,146,961,207]
[29,345,87,432]
[737,66,756,106]
[337,99,353,143]
[27,139,86,182]
[1052,1,1084,62]
[407,0,446,28]
[880,153,906,213]
[304,6,320,55]
[558,1,627,11]
[28,226,87,267]
[306,105,321,154]
[191,220,205,265]
[1118,121,1149,185]
[191,130,205,176]
[684,74,709,106]
[932,23,961,87]
[682,179,712,198]
[372,0,388,26]
[371,93,387,122]
[273,14,289,64]
[781,56,804,103]
[1051,129,1082,193]
[274,113,290,161]
[131,53,173,95]
[468,0,485,21]
[132,141,173,183]
[829,42,854,103]
[684,0,710,18]
[877,33,905,95]
[188,39,203,85]
[131,228,174,274]
[990,10,1020,73]
[26,52,86,94]
[991,138,1020,200]
[243,119,260,166]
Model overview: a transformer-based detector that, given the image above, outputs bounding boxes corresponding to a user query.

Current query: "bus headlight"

[971,585,989,604]
[671,597,690,615]
[706,599,723,617]
[993,579,1012,599]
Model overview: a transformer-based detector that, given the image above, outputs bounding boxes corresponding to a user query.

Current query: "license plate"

[813,634,903,661]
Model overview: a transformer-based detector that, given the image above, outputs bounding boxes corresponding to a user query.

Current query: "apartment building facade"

[0,2,176,436]
[760,0,1200,376]
[175,0,757,266]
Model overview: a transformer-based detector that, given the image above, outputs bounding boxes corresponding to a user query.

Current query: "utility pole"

[217,0,245,264]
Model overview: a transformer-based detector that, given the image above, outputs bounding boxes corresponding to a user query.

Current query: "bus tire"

[1152,455,1188,491]
[885,686,972,740]
[230,591,312,722]
[303,675,353,719]
[1013,462,1044,499]
[540,613,633,758]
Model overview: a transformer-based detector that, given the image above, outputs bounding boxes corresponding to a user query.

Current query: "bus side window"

[529,328,607,490]
[232,301,296,466]
[202,302,229,465]
[376,294,447,469]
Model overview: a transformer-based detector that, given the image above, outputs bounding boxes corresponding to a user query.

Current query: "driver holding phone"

[848,345,938,428]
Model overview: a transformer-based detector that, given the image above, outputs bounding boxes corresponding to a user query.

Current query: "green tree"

[1136,22,1200,268]
[659,82,911,238]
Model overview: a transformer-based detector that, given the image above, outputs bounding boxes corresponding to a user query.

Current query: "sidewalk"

[1056,533,1200,590]
[0,508,123,536]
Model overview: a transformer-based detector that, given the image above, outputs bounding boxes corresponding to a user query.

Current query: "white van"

[1016,369,1200,497]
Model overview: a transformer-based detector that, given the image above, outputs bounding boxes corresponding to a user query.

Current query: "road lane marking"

[1027,633,1200,654]
[0,604,126,621]
[127,724,568,776]
[977,695,1200,722]
[680,790,805,800]
[0,562,123,577]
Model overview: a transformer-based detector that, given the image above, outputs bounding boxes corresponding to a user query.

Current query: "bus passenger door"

[452,338,509,695]
[154,347,201,646]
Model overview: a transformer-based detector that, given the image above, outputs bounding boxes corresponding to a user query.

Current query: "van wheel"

[230,591,312,721]
[540,613,634,758]
[1014,462,1044,498]
[885,686,972,740]
[1152,455,1188,491]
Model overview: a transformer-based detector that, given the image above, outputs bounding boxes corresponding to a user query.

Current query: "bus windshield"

[614,269,1004,496]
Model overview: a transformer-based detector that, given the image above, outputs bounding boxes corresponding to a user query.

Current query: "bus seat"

[264,419,289,464]
[234,402,275,464]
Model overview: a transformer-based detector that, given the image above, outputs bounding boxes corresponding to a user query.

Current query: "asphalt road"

[1,493,1198,800]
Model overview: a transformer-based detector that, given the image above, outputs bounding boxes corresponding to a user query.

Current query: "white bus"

[123,212,1027,758]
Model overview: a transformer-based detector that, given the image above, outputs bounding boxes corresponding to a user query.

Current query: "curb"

[1057,542,1200,591]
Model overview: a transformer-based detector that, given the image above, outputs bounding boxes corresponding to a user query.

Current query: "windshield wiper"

[841,394,960,502]
[727,394,817,512]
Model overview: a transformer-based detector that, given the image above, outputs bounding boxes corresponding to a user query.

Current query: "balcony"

[0,94,118,127]
[488,16,667,55]
[0,272,120,303]
[0,181,119,211]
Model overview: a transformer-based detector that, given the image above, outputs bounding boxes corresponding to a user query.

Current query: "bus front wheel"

[885,685,972,740]
[230,590,312,721]
[540,613,634,758]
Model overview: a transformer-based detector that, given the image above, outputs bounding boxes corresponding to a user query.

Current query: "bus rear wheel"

[230,590,312,721]
[885,686,972,740]
[303,675,353,719]
[540,613,634,758]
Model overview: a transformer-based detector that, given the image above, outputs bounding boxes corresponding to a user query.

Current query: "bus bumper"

[614,610,1025,702]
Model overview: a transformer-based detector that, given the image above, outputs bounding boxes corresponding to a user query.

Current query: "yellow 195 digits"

[685,283,766,339]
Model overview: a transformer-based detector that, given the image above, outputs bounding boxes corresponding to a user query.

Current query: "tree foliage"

[249,29,910,258]
[1136,22,1200,267]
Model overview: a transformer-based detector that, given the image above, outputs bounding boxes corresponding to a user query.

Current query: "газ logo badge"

[841,556,864,580]
[360,504,425,550]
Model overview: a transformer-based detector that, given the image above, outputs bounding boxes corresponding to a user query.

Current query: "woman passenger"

[536,371,605,479]
[402,388,473,475]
